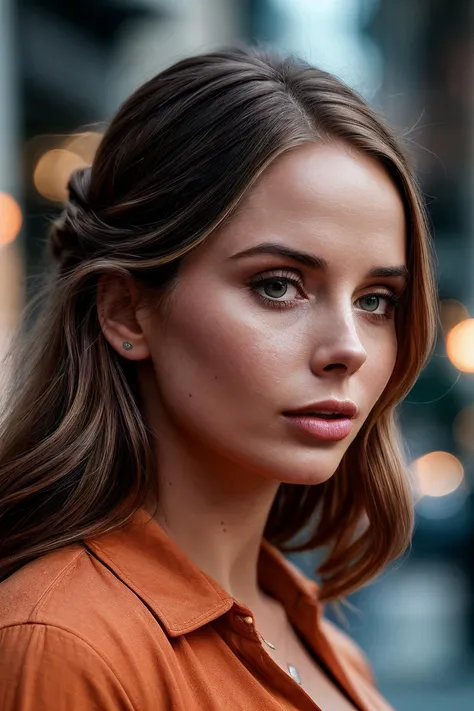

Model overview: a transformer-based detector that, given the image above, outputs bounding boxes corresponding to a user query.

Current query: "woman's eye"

[256,277,301,302]
[359,294,382,312]
[263,278,292,299]
[356,293,395,316]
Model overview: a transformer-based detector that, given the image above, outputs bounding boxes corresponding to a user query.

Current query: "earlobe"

[97,273,151,361]
[116,335,150,360]
[101,322,151,361]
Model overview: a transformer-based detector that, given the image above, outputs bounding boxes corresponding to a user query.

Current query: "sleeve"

[0,624,136,711]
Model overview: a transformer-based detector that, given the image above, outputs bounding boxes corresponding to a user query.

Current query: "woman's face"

[137,143,407,486]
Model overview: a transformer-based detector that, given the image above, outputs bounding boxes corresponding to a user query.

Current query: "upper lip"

[284,399,359,418]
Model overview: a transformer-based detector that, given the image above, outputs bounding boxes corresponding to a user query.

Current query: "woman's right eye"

[249,272,305,309]
[261,278,296,299]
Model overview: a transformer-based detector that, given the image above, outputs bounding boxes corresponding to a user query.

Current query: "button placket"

[235,613,260,641]
[233,611,326,710]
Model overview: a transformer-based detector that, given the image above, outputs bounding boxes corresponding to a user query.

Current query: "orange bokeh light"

[33,149,88,202]
[446,319,474,373]
[64,131,103,163]
[0,193,22,246]
[413,451,464,498]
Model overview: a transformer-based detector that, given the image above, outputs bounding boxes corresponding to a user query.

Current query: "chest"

[270,630,358,711]
[110,609,385,711]
[136,618,366,711]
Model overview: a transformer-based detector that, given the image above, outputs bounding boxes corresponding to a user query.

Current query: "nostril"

[323,363,347,372]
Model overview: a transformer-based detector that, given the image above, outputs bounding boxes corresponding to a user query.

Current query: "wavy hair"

[0,47,437,599]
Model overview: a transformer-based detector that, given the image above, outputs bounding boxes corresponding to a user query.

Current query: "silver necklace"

[260,632,302,686]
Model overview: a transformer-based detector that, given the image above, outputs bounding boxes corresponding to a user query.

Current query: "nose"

[309,311,367,378]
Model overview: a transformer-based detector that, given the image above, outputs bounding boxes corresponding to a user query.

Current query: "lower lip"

[284,414,353,442]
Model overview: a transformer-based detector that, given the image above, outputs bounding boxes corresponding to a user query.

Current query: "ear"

[97,273,151,361]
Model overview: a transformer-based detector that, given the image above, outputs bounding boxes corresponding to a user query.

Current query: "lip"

[283,399,359,419]
[282,399,358,443]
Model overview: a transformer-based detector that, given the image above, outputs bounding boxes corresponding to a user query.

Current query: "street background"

[1,1,473,708]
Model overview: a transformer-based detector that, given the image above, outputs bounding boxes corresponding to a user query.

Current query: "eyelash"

[248,270,401,321]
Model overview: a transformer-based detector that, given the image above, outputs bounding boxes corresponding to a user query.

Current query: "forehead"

[205,142,406,268]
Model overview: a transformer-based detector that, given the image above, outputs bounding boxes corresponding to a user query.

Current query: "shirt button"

[242,616,254,625]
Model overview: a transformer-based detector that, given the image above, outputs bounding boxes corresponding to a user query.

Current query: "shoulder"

[0,543,170,648]
[0,545,86,625]
[0,545,172,710]
[0,544,135,635]
[0,622,136,710]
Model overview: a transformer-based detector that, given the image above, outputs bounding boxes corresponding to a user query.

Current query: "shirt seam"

[0,622,139,711]
[29,549,86,622]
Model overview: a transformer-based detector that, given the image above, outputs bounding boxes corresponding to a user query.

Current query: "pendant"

[287,664,302,685]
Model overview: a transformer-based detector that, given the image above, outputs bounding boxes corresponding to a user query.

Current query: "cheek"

[364,328,398,400]
[149,295,289,422]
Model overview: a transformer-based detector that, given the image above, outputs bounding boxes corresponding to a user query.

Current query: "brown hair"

[0,47,437,599]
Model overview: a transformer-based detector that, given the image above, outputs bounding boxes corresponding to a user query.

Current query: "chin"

[277,468,339,487]
[263,448,346,487]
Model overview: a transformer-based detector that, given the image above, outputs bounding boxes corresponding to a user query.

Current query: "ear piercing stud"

[122,341,133,351]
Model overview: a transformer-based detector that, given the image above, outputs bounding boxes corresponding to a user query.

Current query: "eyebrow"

[230,243,409,281]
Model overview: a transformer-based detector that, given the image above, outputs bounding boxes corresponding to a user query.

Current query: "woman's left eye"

[356,293,396,317]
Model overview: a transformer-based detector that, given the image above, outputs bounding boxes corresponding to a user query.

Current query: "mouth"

[282,400,358,442]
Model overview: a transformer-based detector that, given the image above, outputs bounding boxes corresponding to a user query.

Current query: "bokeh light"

[453,406,474,454]
[33,149,88,202]
[63,131,103,163]
[446,319,474,373]
[0,193,22,246]
[440,298,470,334]
[413,451,464,498]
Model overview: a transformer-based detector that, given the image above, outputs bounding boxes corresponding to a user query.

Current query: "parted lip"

[284,399,359,419]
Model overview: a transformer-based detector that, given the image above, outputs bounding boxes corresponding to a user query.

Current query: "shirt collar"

[84,507,322,637]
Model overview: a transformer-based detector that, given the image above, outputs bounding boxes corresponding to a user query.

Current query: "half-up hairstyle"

[0,47,437,599]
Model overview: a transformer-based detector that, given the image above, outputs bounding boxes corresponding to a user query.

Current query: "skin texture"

[98,141,406,639]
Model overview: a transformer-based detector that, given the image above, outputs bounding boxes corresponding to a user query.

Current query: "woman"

[0,48,436,710]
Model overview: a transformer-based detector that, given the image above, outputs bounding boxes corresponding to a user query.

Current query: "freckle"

[223,528,227,533]
[188,393,193,397]
[168,481,172,486]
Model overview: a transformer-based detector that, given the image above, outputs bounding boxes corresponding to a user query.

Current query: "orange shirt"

[0,508,394,710]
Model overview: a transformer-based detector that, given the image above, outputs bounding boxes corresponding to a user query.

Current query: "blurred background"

[1,0,473,708]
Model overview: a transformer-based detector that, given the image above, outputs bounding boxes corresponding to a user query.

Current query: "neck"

[147,432,280,612]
